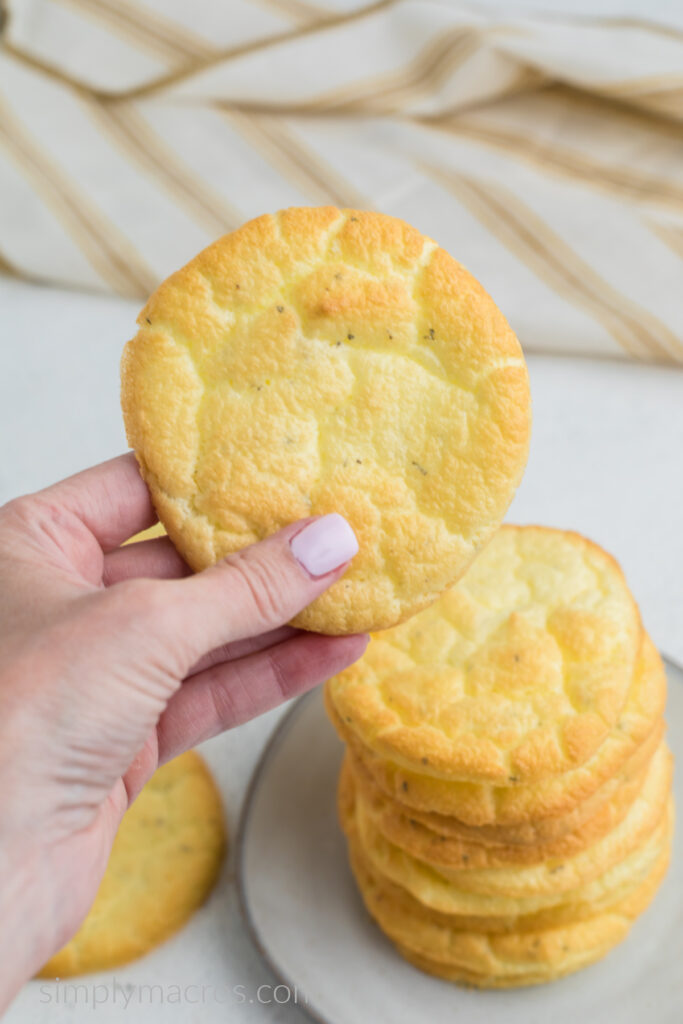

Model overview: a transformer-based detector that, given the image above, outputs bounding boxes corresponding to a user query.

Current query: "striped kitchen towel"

[1,0,682,362]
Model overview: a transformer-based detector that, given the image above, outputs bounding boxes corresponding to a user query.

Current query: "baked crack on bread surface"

[121,207,530,634]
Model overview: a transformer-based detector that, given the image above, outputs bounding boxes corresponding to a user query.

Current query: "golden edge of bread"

[344,801,672,982]
[343,739,653,868]
[121,206,530,636]
[350,745,671,899]
[327,532,645,783]
[325,646,665,830]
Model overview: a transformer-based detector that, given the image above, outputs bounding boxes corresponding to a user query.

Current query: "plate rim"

[236,655,683,1024]
[235,689,329,1023]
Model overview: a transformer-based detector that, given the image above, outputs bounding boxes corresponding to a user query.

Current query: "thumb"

[133,514,359,666]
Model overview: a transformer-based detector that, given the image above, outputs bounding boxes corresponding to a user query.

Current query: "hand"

[0,454,366,1009]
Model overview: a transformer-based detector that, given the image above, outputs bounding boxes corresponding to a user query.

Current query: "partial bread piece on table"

[37,751,226,977]
[121,207,530,635]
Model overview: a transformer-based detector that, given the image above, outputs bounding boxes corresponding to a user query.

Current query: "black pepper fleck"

[276,305,284,313]
[412,460,428,476]
[145,317,151,324]
[402,781,409,792]
[347,333,354,340]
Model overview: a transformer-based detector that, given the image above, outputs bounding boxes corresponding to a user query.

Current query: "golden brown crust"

[37,752,226,977]
[347,824,670,936]
[344,742,654,869]
[348,730,658,847]
[351,838,670,983]
[121,207,530,634]
[340,759,672,923]
[326,624,663,821]
[350,746,671,901]
[327,525,643,779]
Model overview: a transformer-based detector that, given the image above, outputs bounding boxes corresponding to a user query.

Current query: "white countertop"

[2,276,682,1022]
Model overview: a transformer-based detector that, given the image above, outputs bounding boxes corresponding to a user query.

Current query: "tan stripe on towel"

[253,0,329,26]
[86,99,239,236]
[430,118,683,214]
[253,26,480,116]
[649,220,683,261]
[55,0,215,65]
[424,162,681,362]
[123,0,397,101]
[0,96,156,297]
[224,108,367,207]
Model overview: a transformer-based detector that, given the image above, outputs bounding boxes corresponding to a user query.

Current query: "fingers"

[26,453,156,551]
[102,536,192,585]
[156,631,368,762]
[145,514,359,666]
[187,626,298,676]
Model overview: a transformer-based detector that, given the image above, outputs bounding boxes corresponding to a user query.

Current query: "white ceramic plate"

[237,659,683,1024]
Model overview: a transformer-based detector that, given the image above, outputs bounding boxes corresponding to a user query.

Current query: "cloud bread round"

[390,721,662,846]
[345,715,661,847]
[340,753,671,918]
[38,751,226,977]
[327,626,663,824]
[393,836,667,986]
[349,831,669,982]
[354,806,670,918]
[121,207,530,635]
[327,525,642,777]
[344,743,652,869]
[353,743,671,898]
[346,817,670,937]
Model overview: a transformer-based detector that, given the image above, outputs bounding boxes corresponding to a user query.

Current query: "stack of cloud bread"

[327,525,672,988]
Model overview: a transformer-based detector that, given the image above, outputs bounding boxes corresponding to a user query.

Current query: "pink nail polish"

[290,514,359,577]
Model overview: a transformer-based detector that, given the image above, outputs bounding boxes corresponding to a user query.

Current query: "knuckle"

[264,648,292,701]
[206,674,241,727]
[221,554,286,632]
[0,494,83,551]
[0,494,38,529]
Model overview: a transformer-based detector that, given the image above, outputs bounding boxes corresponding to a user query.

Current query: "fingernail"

[290,514,359,577]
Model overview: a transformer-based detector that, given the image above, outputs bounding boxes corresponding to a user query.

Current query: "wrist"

[0,838,56,1012]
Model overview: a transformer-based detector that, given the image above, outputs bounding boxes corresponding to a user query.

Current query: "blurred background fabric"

[1,0,682,362]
